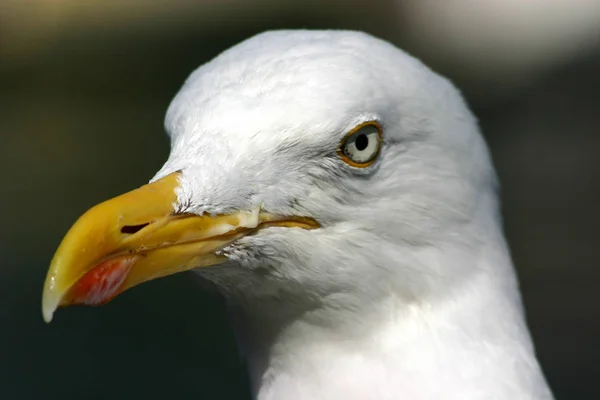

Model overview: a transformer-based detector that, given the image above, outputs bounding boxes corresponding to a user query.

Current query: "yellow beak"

[42,171,318,323]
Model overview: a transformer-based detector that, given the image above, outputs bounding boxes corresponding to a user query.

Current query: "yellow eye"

[338,122,382,167]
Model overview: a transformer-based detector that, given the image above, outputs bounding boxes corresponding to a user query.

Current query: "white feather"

[152,30,553,400]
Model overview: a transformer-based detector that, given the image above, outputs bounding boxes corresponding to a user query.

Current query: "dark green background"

[2,2,599,399]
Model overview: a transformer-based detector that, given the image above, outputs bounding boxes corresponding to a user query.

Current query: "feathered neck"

[228,242,553,400]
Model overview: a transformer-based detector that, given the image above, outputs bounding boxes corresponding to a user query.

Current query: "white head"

[152,30,498,310]
[43,29,502,320]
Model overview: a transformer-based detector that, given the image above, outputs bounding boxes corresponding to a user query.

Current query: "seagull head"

[42,30,497,323]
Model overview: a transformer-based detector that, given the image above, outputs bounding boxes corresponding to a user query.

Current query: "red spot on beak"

[67,256,138,306]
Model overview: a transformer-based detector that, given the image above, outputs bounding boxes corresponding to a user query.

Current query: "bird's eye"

[338,122,382,167]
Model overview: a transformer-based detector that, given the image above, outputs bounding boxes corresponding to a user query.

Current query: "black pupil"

[355,134,369,151]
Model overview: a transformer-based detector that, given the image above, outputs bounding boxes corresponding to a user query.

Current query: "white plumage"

[150,30,553,399]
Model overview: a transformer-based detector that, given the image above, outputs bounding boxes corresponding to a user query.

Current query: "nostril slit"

[121,223,150,235]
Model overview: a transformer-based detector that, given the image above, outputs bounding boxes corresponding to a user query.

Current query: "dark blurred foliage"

[1,1,599,399]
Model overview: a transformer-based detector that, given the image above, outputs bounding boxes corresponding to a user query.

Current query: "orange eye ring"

[337,121,383,168]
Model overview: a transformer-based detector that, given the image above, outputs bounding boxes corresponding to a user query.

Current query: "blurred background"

[1,0,599,398]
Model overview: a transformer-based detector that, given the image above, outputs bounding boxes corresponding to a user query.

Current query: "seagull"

[42,30,554,400]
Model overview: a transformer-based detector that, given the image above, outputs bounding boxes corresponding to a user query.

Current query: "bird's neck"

[230,249,552,400]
